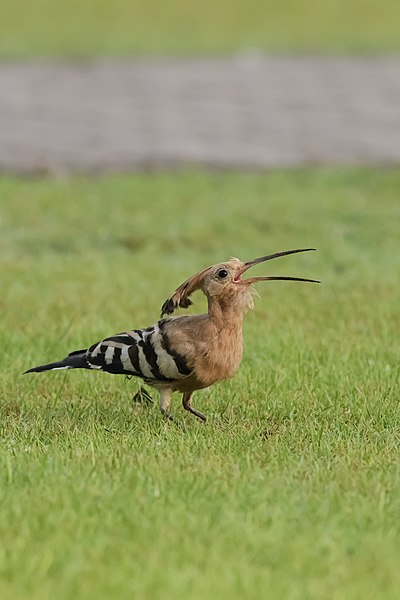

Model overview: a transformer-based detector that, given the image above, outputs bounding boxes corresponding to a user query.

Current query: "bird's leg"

[159,388,174,421]
[182,392,207,422]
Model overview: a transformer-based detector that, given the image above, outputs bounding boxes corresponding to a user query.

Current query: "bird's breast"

[194,326,244,387]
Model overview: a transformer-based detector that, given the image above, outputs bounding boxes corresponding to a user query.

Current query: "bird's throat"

[207,294,247,331]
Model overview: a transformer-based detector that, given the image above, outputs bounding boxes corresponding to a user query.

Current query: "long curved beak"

[235,248,321,284]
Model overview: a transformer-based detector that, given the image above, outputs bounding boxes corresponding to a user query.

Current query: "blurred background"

[2,0,400,56]
[0,0,399,173]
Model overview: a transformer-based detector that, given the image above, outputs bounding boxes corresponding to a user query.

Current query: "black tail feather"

[24,350,89,374]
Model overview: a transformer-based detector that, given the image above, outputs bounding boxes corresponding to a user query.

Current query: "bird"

[24,248,320,422]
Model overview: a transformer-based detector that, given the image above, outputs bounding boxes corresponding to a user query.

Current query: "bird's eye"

[218,269,228,279]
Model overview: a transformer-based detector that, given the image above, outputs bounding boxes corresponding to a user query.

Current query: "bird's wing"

[86,321,193,382]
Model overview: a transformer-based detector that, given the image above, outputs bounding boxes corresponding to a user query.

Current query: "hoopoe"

[25,248,319,422]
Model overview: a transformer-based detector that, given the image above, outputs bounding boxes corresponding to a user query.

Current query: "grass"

[1,0,400,58]
[1,168,400,599]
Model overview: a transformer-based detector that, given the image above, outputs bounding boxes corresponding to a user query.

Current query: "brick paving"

[0,56,399,173]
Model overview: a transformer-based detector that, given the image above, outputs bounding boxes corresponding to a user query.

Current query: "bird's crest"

[160,266,212,316]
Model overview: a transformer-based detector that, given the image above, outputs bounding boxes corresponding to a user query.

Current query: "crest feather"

[160,267,211,317]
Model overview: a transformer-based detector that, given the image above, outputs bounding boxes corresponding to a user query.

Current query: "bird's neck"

[207,295,245,331]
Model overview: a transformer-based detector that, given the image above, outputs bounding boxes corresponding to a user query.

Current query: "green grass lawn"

[1,169,400,599]
[1,0,400,58]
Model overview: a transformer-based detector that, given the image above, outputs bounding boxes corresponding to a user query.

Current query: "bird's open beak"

[233,248,321,284]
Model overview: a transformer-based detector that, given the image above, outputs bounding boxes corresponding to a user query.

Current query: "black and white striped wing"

[86,320,192,383]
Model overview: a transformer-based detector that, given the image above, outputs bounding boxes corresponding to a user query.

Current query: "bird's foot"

[132,386,153,405]
[160,407,175,421]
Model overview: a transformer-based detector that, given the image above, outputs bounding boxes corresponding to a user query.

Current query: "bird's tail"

[24,349,89,374]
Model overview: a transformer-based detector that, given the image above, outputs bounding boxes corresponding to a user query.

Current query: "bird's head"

[160,248,320,317]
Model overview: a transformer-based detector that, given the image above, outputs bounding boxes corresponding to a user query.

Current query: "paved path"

[0,57,399,173]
